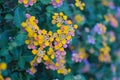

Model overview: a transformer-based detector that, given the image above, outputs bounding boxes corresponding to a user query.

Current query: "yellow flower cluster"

[0,62,7,80]
[52,12,68,27]
[75,0,85,10]
[21,12,78,75]
[98,43,111,62]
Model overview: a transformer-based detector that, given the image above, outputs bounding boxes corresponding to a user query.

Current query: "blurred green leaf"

[11,72,19,80]
[46,6,54,12]
[64,74,74,80]
[5,14,13,20]
[2,70,9,76]
[0,48,9,56]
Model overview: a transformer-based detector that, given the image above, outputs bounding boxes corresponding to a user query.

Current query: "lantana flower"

[50,0,64,8]
[98,43,111,62]
[93,23,107,35]
[21,12,78,75]
[18,0,37,7]
[72,48,88,62]
[75,0,85,10]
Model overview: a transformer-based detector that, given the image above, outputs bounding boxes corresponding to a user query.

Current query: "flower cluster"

[21,12,78,75]
[0,62,7,80]
[72,48,88,62]
[74,14,85,24]
[108,31,116,43]
[93,23,107,35]
[104,14,118,28]
[98,43,111,62]
[50,0,64,8]
[102,0,115,9]
[18,0,37,7]
[75,0,85,10]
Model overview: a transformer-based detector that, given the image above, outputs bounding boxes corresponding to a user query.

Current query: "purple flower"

[116,7,120,17]
[108,2,115,9]
[87,35,95,44]
[26,69,34,75]
[93,23,106,35]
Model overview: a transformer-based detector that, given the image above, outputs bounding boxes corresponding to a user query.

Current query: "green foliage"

[14,7,25,28]
[0,0,120,80]
[39,0,51,5]
[15,32,27,46]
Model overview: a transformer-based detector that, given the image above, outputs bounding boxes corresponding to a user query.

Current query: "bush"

[0,0,120,80]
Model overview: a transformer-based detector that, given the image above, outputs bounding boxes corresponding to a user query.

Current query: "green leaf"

[5,54,12,63]
[18,57,25,69]
[14,7,25,28]
[11,72,19,80]
[73,74,86,80]
[0,48,12,63]
[2,70,9,76]
[71,37,79,50]
[25,73,33,80]
[57,2,72,17]
[0,48,9,56]
[80,75,86,80]
[64,74,74,80]
[23,55,33,62]
[46,6,54,12]
[40,0,50,5]
[5,14,13,20]
[0,32,8,48]
[15,33,27,46]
